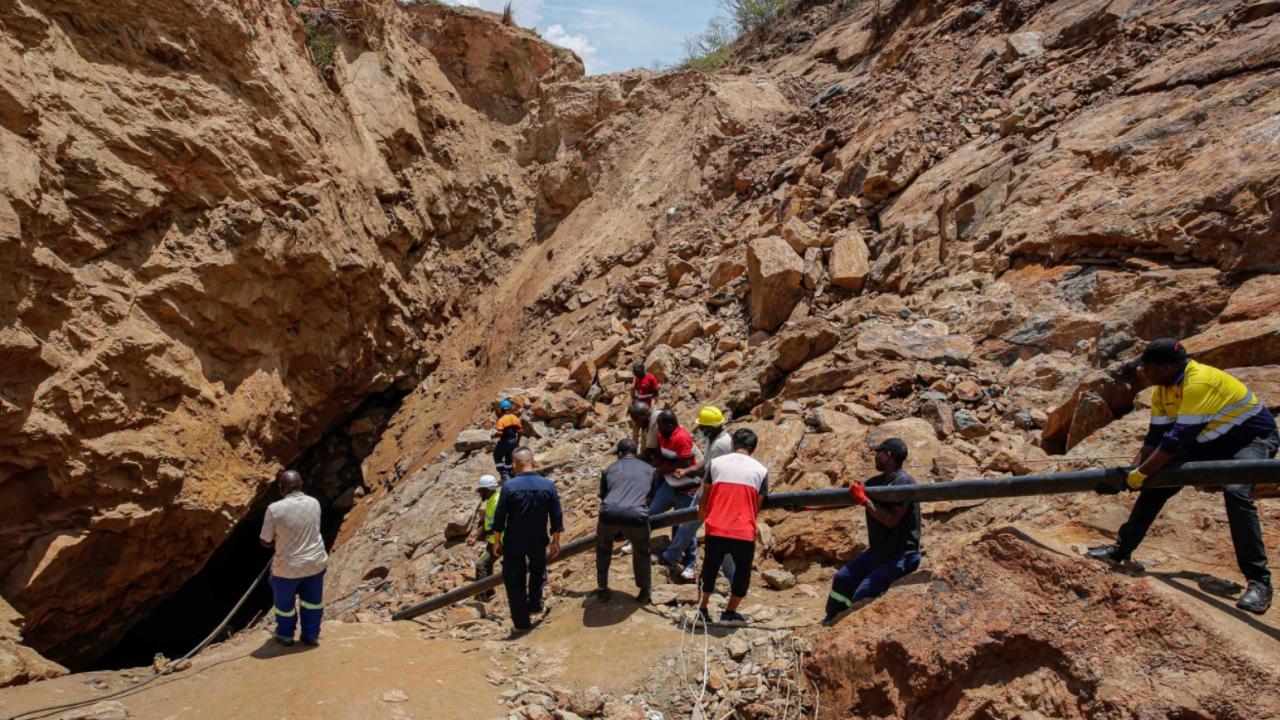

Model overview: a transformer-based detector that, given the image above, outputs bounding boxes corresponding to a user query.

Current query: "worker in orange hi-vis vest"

[493,399,523,482]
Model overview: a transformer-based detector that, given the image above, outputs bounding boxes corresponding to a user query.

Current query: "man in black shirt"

[823,438,922,625]
[595,439,660,603]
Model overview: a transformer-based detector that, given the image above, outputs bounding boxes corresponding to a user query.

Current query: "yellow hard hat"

[695,406,725,427]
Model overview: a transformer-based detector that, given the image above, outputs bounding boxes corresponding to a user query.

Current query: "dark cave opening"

[87,385,411,671]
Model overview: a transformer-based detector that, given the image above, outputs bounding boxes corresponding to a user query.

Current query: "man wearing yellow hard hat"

[661,406,736,583]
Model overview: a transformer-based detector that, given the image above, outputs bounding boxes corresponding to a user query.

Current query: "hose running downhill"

[392,458,1280,621]
[2,563,272,720]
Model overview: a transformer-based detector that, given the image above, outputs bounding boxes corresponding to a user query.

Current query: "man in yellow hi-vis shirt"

[1088,338,1279,614]
[468,474,502,599]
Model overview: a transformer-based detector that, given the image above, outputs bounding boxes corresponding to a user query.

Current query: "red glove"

[849,483,868,506]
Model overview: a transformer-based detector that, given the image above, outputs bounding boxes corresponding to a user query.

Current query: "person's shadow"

[250,636,322,659]
[581,592,643,628]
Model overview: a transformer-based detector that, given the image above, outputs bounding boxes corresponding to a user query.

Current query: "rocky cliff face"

[0,0,595,667]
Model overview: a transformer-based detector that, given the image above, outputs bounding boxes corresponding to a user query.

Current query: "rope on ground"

[2,562,272,720]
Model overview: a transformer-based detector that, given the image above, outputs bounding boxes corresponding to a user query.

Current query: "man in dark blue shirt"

[492,446,564,633]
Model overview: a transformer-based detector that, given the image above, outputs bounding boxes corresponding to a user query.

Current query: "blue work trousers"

[825,550,919,620]
[649,483,698,570]
[270,571,325,641]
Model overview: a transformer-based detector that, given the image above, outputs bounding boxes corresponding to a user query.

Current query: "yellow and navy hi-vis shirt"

[1146,360,1277,455]
[496,413,523,440]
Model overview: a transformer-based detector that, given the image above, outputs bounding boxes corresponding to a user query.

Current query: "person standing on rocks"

[492,399,523,482]
[647,410,699,570]
[821,438,921,625]
[1087,338,1279,614]
[260,469,329,647]
[696,428,769,627]
[467,474,502,600]
[594,439,659,604]
[631,361,659,405]
[662,406,737,583]
[492,447,563,633]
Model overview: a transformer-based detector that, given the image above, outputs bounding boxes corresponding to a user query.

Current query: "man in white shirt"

[260,470,329,647]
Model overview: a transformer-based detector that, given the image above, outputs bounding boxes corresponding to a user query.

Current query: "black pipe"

[391,459,1280,620]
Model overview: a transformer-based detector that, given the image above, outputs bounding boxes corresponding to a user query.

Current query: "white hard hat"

[477,475,499,490]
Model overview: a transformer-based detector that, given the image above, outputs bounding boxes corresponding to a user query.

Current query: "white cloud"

[544,23,607,74]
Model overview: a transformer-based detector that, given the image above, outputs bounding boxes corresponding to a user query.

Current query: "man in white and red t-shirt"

[695,428,768,627]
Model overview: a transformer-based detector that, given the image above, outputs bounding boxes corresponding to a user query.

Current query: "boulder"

[445,508,474,539]
[761,568,797,590]
[772,317,840,372]
[644,344,678,383]
[983,443,1050,476]
[588,335,626,368]
[568,356,596,394]
[56,702,128,720]
[534,391,591,421]
[0,597,67,688]
[1042,374,1134,445]
[708,259,747,289]
[569,686,606,717]
[748,237,805,331]
[1003,32,1042,61]
[649,307,705,349]
[1065,390,1115,452]
[666,257,696,286]
[828,231,871,291]
[802,247,823,291]
[545,367,572,391]
[1229,366,1280,410]
[781,357,859,397]
[812,408,863,435]
[1185,314,1280,370]
[1219,275,1280,323]
[920,400,954,439]
[737,419,806,472]
[453,429,493,452]
[781,217,826,254]
[953,409,988,439]
[856,324,973,366]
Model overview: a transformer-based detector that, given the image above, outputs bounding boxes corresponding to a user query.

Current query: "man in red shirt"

[696,428,768,627]
[647,410,698,571]
[631,361,659,404]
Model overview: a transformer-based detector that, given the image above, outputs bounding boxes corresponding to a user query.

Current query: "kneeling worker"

[824,438,921,625]
[1087,338,1278,614]
[696,428,769,627]
[595,439,659,603]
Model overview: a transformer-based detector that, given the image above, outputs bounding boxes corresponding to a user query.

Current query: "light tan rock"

[747,237,805,332]
[828,231,871,291]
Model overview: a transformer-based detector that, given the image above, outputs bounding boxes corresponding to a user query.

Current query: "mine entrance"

[88,386,410,671]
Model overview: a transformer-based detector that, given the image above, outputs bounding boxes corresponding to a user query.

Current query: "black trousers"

[701,535,755,597]
[1117,428,1279,585]
[493,437,519,481]
[501,547,548,630]
[595,521,651,591]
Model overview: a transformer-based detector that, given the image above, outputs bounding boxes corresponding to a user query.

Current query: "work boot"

[635,588,651,605]
[1085,544,1131,564]
[719,610,750,628]
[596,587,612,603]
[1236,581,1273,615]
[694,607,713,626]
[275,635,294,647]
[300,637,319,647]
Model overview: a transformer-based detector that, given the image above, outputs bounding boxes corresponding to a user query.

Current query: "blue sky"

[442,0,721,74]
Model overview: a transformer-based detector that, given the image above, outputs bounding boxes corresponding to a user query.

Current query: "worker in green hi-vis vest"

[468,474,503,600]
